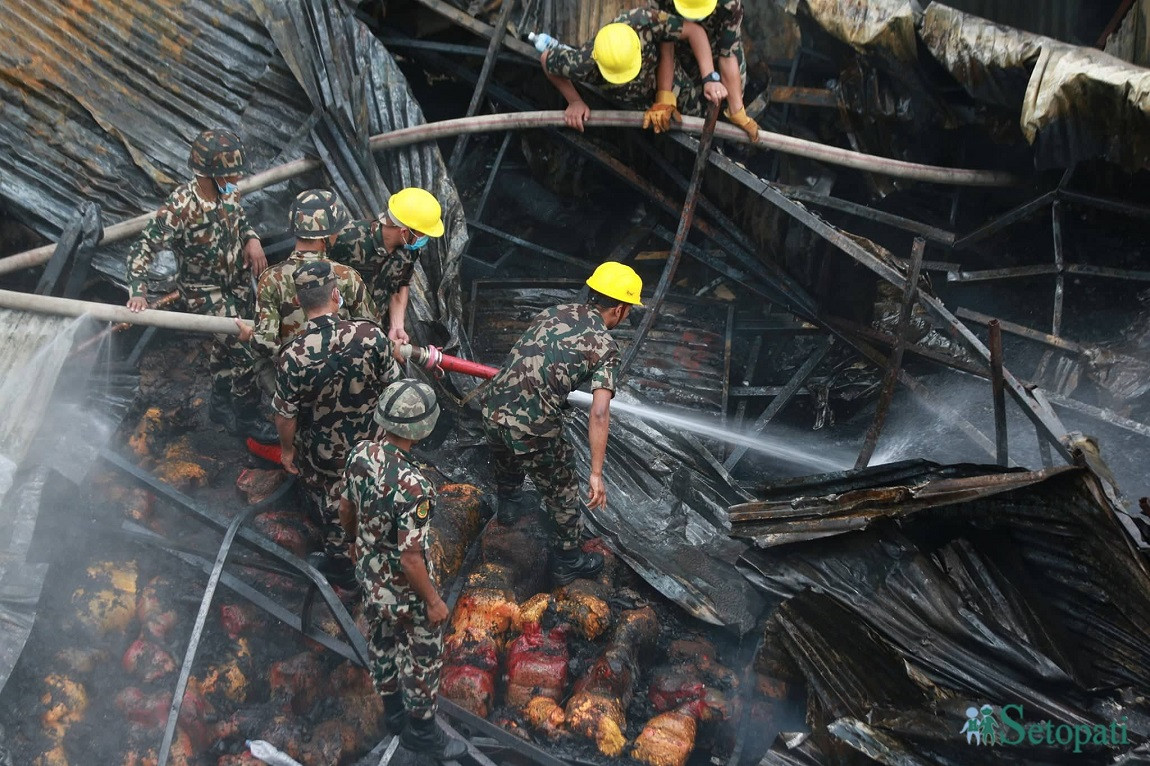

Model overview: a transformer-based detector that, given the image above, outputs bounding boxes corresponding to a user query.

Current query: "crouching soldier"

[340,380,466,761]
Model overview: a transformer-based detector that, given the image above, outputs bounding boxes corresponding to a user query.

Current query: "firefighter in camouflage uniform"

[271,260,400,586]
[541,8,728,133]
[480,262,644,585]
[126,128,275,442]
[247,189,377,364]
[654,0,760,141]
[339,380,466,762]
[329,187,445,346]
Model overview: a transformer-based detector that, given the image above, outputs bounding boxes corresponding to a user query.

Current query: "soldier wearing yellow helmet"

[654,0,759,142]
[479,262,643,586]
[540,8,728,133]
[330,187,445,345]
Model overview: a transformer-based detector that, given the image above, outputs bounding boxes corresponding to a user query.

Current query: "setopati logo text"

[961,704,1128,753]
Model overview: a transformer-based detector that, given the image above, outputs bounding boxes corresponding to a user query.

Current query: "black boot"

[381,692,407,736]
[399,715,467,761]
[495,488,526,526]
[550,547,604,586]
[233,390,278,444]
[208,383,238,434]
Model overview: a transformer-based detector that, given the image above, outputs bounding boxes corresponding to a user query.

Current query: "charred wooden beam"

[953,190,1056,250]
[988,320,1009,467]
[620,103,721,380]
[956,307,1084,354]
[448,0,517,172]
[855,238,925,469]
[776,184,956,245]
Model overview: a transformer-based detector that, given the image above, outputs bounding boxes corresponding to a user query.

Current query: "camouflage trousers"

[481,420,584,550]
[298,466,350,563]
[363,587,445,720]
[183,283,258,399]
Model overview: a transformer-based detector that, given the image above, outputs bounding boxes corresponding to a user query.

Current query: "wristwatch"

[702,71,721,85]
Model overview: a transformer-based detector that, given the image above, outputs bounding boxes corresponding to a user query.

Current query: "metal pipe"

[0,288,248,334]
[0,112,1019,276]
[856,237,925,469]
[988,320,1009,467]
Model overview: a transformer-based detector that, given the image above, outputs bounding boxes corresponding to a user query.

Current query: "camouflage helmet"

[289,189,349,239]
[188,129,249,176]
[375,379,439,441]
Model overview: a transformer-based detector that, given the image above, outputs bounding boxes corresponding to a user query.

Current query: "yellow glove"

[725,107,760,143]
[642,90,682,134]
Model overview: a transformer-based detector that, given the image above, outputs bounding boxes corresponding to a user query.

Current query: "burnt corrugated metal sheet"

[745,466,1150,762]
[0,0,467,344]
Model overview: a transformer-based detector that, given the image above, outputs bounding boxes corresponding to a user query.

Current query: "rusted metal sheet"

[1,0,468,346]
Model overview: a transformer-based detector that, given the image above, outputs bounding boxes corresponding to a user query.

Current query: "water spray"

[399,345,847,471]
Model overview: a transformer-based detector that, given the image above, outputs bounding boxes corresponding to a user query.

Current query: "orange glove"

[643,90,682,134]
[725,107,760,143]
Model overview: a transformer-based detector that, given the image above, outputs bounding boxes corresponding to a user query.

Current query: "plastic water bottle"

[529,32,560,52]
[246,740,303,766]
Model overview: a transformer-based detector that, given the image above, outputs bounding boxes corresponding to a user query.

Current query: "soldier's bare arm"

[399,539,448,624]
[274,414,299,474]
[586,387,612,509]
[338,498,358,552]
[682,22,727,104]
[388,287,410,345]
[243,237,268,277]
[542,50,591,132]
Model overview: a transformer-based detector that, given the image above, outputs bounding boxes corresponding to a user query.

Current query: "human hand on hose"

[243,238,268,277]
[565,100,591,132]
[586,471,607,510]
[642,90,682,134]
[234,318,254,342]
[726,107,760,143]
[126,296,148,313]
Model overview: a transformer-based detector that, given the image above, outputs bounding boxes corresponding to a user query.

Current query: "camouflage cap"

[290,189,350,239]
[188,129,248,176]
[293,260,335,290]
[375,379,439,441]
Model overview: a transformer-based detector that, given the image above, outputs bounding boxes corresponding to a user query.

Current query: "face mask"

[403,232,430,251]
[216,180,239,195]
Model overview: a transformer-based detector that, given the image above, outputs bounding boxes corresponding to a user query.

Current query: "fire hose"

[0,110,1019,277]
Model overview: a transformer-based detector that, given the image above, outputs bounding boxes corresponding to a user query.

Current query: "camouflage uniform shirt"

[329,219,422,309]
[252,250,378,359]
[272,315,400,484]
[653,0,742,57]
[481,303,619,453]
[342,440,437,604]
[127,180,257,305]
[543,8,696,111]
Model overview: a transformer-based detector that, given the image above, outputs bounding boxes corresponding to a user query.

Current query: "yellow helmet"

[586,261,643,306]
[672,0,717,20]
[592,23,642,85]
[387,187,445,238]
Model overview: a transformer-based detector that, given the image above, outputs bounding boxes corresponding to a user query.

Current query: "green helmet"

[188,129,249,176]
[289,189,349,239]
[375,380,439,441]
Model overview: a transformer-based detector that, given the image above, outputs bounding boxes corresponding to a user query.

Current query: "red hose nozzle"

[400,344,498,380]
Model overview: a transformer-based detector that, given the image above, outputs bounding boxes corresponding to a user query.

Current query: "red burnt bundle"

[440,562,520,717]
[632,699,708,766]
[505,623,569,709]
[563,606,658,756]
